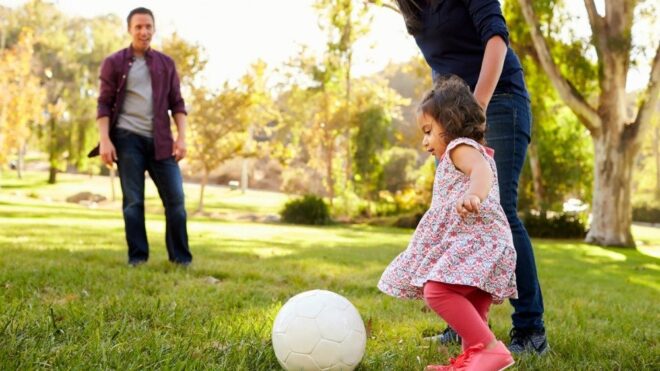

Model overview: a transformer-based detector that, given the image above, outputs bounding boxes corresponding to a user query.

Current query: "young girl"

[378,75,517,371]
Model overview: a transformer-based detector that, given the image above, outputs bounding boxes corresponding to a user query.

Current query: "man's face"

[128,13,154,53]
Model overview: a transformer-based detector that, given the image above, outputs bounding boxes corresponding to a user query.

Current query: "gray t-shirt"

[117,56,154,138]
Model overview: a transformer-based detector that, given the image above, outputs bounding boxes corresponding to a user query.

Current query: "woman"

[394,0,548,355]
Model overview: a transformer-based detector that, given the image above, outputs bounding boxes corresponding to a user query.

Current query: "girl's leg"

[423,281,495,349]
[466,288,492,324]
[462,289,493,350]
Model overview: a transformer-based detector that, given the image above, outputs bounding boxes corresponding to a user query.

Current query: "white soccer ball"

[272,289,367,371]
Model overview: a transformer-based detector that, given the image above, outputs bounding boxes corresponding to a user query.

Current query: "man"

[90,7,192,267]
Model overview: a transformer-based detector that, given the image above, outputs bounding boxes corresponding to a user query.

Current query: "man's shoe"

[508,327,549,355]
[128,260,146,267]
[425,326,462,344]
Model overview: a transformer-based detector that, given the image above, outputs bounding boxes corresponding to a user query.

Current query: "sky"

[1,0,420,88]
[0,0,654,92]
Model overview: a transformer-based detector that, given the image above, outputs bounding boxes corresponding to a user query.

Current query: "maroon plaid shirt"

[90,45,186,160]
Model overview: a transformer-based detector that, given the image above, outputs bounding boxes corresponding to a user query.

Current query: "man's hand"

[456,194,482,218]
[99,137,117,166]
[173,136,187,162]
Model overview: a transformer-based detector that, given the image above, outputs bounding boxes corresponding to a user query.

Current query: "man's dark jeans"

[486,94,544,330]
[114,128,192,264]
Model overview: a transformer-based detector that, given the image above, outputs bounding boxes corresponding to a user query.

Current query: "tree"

[382,146,418,193]
[379,57,434,171]
[504,0,595,212]
[160,32,207,93]
[66,15,124,172]
[352,106,390,199]
[0,30,45,175]
[187,84,251,212]
[15,1,79,183]
[351,75,407,200]
[314,0,372,182]
[291,48,345,200]
[8,1,124,183]
[632,109,659,203]
[517,0,660,246]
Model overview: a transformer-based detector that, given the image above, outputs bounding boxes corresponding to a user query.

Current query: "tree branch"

[584,0,606,54]
[517,0,602,135]
[630,43,660,143]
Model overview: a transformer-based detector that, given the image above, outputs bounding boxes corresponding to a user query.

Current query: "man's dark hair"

[127,7,155,27]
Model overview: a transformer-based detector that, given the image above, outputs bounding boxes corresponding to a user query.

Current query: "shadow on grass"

[534,239,659,291]
[0,179,50,190]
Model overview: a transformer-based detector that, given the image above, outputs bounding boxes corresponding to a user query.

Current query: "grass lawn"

[1,171,659,370]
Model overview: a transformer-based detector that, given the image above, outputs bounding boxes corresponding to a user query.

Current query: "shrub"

[382,147,418,193]
[281,167,327,196]
[394,211,425,229]
[632,206,660,224]
[280,195,331,225]
[522,212,587,239]
[332,189,365,219]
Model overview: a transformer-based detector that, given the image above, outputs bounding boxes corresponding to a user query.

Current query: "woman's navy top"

[413,0,529,100]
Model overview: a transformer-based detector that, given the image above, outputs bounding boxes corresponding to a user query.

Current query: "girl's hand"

[456,194,481,218]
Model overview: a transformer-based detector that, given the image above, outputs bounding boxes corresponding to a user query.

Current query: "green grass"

[1,171,659,370]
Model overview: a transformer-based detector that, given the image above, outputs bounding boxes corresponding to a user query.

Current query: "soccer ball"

[272,290,367,371]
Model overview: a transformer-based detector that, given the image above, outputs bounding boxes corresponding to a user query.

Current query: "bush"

[332,189,365,219]
[280,195,331,225]
[632,206,660,224]
[281,167,326,196]
[522,212,587,239]
[394,211,425,229]
[382,147,418,193]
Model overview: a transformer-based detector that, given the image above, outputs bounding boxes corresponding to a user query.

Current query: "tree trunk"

[198,169,208,213]
[527,141,545,211]
[326,138,335,204]
[654,125,660,199]
[241,158,248,194]
[110,167,116,202]
[16,143,26,179]
[516,0,659,245]
[48,117,57,184]
[48,166,57,184]
[586,134,636,247]
[344,50,353,183]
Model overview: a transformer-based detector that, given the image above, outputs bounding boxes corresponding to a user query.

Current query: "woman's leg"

[485,94,545,331]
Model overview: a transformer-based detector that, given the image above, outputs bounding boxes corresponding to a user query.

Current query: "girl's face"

[418,113,450,160]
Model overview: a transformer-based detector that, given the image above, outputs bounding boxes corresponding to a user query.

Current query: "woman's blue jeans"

[114,128,192,265]
[486,94,544,330]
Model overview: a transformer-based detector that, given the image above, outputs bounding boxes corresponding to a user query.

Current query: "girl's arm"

[473,36,507,110]
[449,144,493,216]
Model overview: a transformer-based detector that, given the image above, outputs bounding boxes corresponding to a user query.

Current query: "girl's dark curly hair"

[417,75,486,145]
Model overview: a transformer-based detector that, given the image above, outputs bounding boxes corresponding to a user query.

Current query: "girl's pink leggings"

[423,281,495,350]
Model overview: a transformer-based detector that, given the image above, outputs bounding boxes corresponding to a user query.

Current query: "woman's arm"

[473,35,507,110]
[462,0,510,109]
